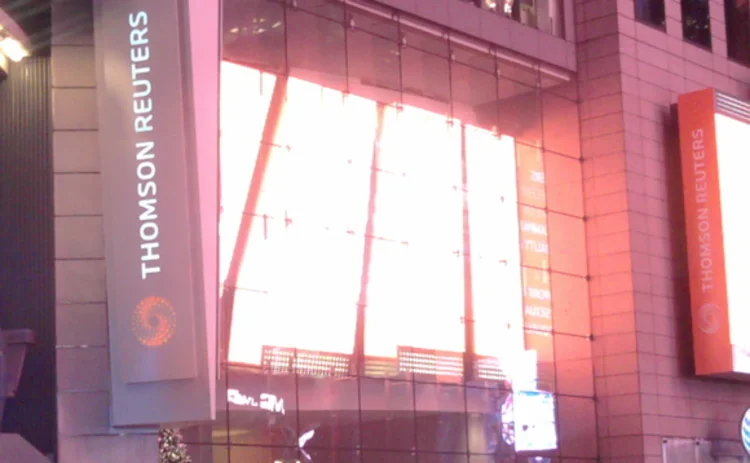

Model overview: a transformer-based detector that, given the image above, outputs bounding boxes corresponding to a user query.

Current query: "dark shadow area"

[0,58,56,457]
[666,104,696,378]
[0,0,52,56]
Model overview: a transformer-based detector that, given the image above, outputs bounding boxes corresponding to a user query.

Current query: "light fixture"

[0,7,30,63]
[0,35,29,62]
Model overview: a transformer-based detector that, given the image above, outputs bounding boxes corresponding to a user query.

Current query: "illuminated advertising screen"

[220,60,558,453]
[677,88,750,378]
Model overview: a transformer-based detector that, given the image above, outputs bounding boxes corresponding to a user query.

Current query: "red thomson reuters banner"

[678,88,750,378]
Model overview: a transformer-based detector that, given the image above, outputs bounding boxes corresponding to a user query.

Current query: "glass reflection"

[400,47,451,116]
[223,0,285,73]
[451,62,498,130]
[359,377,416,451]
[225,370,299,447]
[346,29,401,105]
[414,382,468,453]
[286,8,346,90]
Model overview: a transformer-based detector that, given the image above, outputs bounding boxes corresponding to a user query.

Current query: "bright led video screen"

[678,88,750,378]
[220,60,557,394]
[714,113,750,374]
[218,56,562,453]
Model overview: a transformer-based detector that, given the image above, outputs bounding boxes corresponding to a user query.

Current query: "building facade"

[0,0,749,461]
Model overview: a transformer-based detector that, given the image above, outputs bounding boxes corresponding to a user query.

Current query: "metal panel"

[716,92,750,125]
[0,57,56,457]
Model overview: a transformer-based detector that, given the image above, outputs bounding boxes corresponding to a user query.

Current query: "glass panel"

[469,456,515,463]
[225,370,299,446]
[294,0,345,21]
[498,78,542,147]
[497,57,539,89]
[307,449,363,463]
[466,384,516,456]
[297,376,361,450]
[547,212,586,277]
[452,62,498,130]
[540,75,577,101]
[181,444,225,463]
[347,28,401,105]
[401,47,451,116]
[286,8,346,90]
[362,450,417,463]
[181,424,227,446]
[349,5,400,41]
[402,26,450,58]
[414,382,468,453]
[518,206,549,270]
[554,334,594,397]
[359,378,416,451]
[451,42,496,74]
[516,143,546,209]
[556,396,597,458]
[544,151,583,217]
[419,452,469,463]
[227,445,299,462]
[516,456,560,463]
[223,0,286,73]
[550,272,590,338]
[542,92,580,159]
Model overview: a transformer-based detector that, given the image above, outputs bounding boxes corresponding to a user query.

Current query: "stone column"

[51,0,157,461]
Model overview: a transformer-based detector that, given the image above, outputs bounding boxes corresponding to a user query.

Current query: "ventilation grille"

[397,347,464,377]
[261,346,351,377]
[716,91,750,124]
[474,355,512,382]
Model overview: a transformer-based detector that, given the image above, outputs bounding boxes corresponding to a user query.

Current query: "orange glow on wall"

[677,88,750,377]
[220,61,559,385]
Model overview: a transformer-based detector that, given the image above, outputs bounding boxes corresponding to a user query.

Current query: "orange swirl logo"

[132,296,176,347]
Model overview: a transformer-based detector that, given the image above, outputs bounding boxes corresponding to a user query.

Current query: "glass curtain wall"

[185,1,594,462]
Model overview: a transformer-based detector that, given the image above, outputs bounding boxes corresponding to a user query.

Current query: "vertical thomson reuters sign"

[94,0,218,426]
[678,88,750,378]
